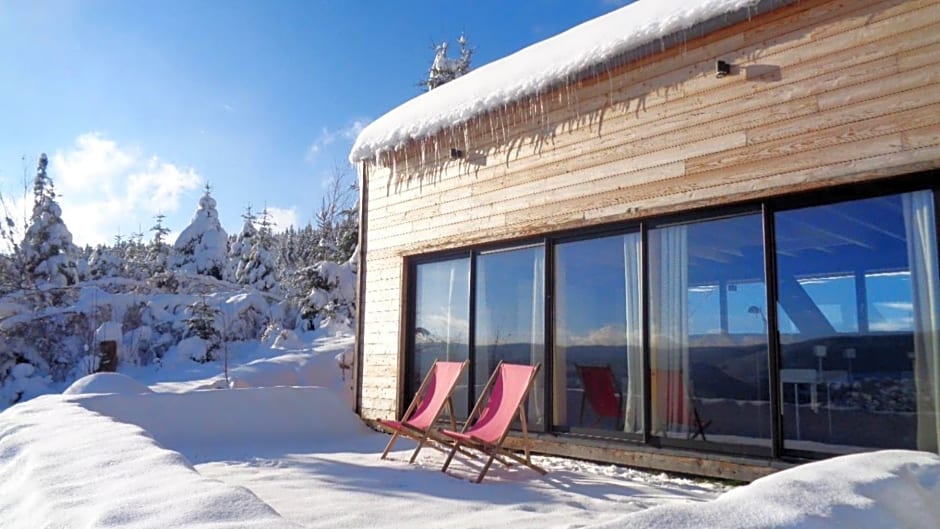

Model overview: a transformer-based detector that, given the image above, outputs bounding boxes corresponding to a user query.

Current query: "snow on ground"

[2,329,940,528]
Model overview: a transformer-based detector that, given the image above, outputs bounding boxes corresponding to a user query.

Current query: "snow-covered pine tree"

[169,185,228,280]
[87,244,125,279]
[227,205,257,282]
[122,228,149,279]
[147,213,171,275]
[235,207,277,292]
[425,34,472,91]
[314,166,359,263]
[19,154,82,289]
[184,296,222,362]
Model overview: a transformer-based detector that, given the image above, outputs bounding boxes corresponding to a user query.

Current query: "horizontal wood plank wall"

[357,0,940,426]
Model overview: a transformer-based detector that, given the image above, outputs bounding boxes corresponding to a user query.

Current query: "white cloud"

[49,133,202,246]
[305,119,368,162]
[263,206,299,231]
[559,324,630,347]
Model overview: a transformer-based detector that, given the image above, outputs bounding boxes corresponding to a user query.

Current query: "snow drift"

[0,397,300,529]
[609,450,940,529]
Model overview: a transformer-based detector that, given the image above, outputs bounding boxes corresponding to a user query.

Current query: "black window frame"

[399,170,940,462]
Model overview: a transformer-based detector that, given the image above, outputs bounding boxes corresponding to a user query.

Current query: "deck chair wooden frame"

[378,359,468,463]
[439,362,547,483]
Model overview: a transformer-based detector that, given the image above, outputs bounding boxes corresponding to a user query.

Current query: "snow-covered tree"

[87,245,125,279]
[183,296,222,362]
[227,206,257,282]
[147,213,171,275]
[19,154,82,289]
[314,166,359,263]
[234,207,278,292]
[293,260,356,331]
[426,34,472,91]
[169,185,228,280]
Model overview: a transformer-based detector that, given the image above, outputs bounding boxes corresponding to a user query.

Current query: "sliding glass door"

[648,214,771,447]
[475,245,545,428]
[410,257,471,417]
[552,233,643,434]
[774,190,940,454]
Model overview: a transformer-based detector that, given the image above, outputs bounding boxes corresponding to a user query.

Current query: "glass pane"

[553,233,642,434]
[649,213,771,447]
[774,191,939,454]
[411,258,471,417]
[475,245,545,428]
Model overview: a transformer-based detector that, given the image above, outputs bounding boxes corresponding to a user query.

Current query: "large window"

[410,257,470,417]
[407,246,545,428]
[553,233,642,434]
[774,191,940,454]
[403,182,940,459]
[648,214,771,446]
[475,245,545,428]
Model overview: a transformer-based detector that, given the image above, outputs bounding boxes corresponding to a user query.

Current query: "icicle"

[463,124,470,156]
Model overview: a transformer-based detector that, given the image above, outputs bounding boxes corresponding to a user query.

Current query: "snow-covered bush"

[294,259,356,331]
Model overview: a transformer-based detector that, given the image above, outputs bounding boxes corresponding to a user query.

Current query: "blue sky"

[0,0,627,247]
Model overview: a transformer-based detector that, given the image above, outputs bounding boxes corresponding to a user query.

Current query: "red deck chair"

[652,369,711,440]
[576,364,623,429]
[378,360,468,463]
[439,362,547,483]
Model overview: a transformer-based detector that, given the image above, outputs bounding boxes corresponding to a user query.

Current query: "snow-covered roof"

[349,0,792,163]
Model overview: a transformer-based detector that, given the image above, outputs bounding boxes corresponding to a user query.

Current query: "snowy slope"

[349,0,790,163]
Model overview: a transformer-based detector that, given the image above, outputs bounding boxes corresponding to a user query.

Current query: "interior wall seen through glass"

[774,191,940,454]
[648,213,771,446]
[553,233,643,434]
[475,245,545,428]
[411,257,471,418]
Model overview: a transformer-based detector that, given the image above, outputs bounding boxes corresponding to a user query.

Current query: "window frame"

[398,171,940,462]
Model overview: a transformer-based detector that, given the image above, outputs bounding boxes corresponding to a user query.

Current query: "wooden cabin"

[349,0,940,480]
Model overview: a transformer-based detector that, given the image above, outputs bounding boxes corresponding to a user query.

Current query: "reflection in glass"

[649,214,770,446]
[412,258,470,417]
[553,233,642,433]
[475,245,545,427]
[774,191,940,453]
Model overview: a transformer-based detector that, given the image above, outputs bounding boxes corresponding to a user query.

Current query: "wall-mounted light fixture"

[716,60,732,79]
[450,148,464,159]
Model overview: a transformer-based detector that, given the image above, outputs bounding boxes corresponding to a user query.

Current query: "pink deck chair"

[439,362,547,483]
[378,360,468,463]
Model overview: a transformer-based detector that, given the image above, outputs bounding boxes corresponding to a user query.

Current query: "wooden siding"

[357,0,940,437]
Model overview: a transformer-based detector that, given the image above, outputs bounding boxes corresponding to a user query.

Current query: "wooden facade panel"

[691,101,940,174]
[903,123,940,150]
[583,145,940,224]
[747,81,940,145]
